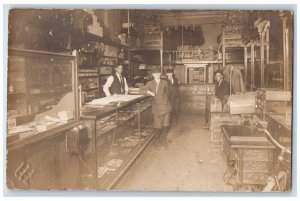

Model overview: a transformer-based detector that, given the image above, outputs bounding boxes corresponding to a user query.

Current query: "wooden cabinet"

[6,48,85,190]
[221,125,275,185]
[7,131,82,189]
[236,148,274,185]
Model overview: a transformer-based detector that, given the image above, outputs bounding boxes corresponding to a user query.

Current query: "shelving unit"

[78,44,126,99]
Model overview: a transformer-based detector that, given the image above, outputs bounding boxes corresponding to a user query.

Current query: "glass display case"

[7,48,79,144]
[80,96,154,189]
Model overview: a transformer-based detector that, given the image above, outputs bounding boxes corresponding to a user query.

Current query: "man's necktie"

[119,75,124,92]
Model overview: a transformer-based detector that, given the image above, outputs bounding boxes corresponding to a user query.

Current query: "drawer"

[241,160,270,172]
[238,171,269,185]
[239,149,273,161]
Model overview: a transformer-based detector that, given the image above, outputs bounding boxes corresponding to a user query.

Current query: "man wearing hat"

[166,68,181,124]
[144,67,172,148]
[103,64,129,96]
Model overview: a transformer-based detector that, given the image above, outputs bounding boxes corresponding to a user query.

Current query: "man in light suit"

[144,67,172,148]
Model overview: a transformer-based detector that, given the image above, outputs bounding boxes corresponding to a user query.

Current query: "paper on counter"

[8,126,34,135]
[87,95,144,106]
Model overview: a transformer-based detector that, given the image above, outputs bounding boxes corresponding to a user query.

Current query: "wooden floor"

[116,113,233,191]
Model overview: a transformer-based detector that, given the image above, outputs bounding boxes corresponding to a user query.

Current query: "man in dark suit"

[215,70,230,112]
[166,69,181,125]
[144,67,172,148]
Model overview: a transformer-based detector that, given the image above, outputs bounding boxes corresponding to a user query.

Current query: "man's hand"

[147,90,155,97]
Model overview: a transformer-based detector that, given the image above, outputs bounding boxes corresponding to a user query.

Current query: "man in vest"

[103,64,129,96]
[144,67,172,148]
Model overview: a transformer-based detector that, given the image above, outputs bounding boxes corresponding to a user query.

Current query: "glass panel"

[7,51,76,140]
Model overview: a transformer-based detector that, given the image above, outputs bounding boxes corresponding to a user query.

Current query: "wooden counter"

[265,113,291,148]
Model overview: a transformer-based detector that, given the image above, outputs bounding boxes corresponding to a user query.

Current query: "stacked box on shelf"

[99,66,113,75]
[255,88,291,120]
[209,113,242,148]
[79,69,99,91]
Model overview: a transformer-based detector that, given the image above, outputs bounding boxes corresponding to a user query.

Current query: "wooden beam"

[282,17,288,90]
[222,28,225,69]
[251,43,255,90]
[260,32,265,88]
[244,46,248,86]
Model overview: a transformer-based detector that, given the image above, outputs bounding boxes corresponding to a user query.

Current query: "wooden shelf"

[80,64,115,68]
[100,64,115,67]
[102,56,118,59]
[83,88,99,91]
[79,52,117,58]
[79,75,99,78]
[171,60,220,64]
[131,47,163,52]
[7,91,26,95]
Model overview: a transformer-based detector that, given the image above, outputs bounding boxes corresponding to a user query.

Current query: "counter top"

[221,125,273,146]
[80,95,150,120]
[266,114,291,132]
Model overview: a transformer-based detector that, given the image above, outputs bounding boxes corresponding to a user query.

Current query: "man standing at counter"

[103,64,129,96]
[144,67,172,148]
[215,70,230,112]
[166,69,180,124]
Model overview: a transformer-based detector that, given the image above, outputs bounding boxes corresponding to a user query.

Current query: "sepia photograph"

[5,8,293,192]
